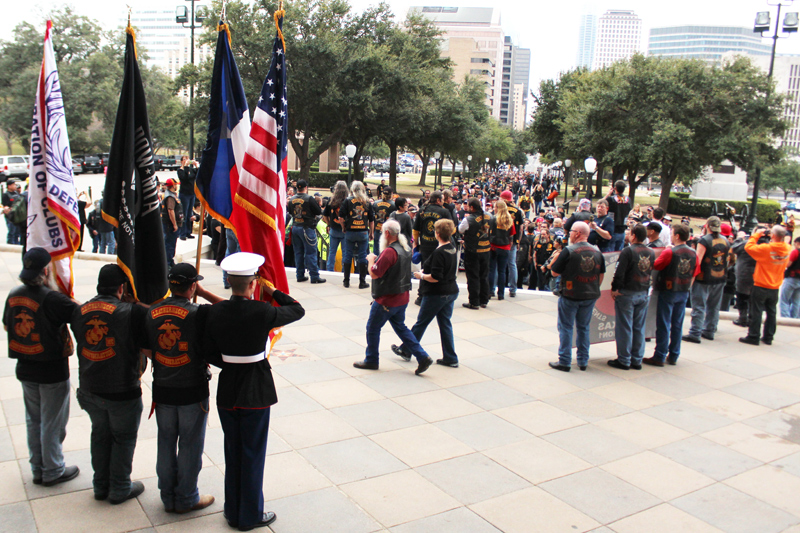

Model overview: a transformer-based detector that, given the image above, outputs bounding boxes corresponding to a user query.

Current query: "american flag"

[230,13,290,303]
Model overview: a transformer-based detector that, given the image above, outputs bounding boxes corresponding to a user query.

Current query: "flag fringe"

[233,193,278,231]
[194,186,236,231]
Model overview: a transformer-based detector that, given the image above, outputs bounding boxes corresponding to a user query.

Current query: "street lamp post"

[467,155,473,181]
[176,0,206,159]
[345,144,357,186]
[584,156,597,201]
[485,157,489,174]
[747,1,798,231]
[562,159,572,205]
[434,151,441,189]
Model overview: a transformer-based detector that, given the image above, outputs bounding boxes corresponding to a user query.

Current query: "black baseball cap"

[20,247,51,281]
[97,264,128,290]
[169,263,204,285]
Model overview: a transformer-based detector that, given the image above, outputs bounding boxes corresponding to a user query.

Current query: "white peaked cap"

[220,252,265,276]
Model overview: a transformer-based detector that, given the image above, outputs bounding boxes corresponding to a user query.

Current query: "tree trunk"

[414,149,430,186]
[659,168,678,211]
[288,125,345,182]
[389,143,398,192]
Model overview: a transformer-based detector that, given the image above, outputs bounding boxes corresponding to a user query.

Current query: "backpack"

[9,195,27,225]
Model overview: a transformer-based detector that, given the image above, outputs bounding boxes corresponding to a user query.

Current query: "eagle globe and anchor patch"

[80,301,118,361]
[151,306,191,367]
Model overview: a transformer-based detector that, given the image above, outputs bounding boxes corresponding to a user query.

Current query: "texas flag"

[196,22,251,229]
[27,20,81,296]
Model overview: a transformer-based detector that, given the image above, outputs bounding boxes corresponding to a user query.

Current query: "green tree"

[762,158,800,199]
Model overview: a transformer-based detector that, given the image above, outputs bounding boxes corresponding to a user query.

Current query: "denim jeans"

[156,399,208,511]
[748,286,780,342]
[654,290,690,363]
[178,193,195,238]
[780,277,800,318]
[614,290,649,366]
[688,282,725,338]
[327,228,345,271]
[507,244,518,294]
[223,228,241,287]
[99,231,116,255]
[557,297,597,367]
[402,293,458,364]
[488,248,510,298]
[610,231,626,252]
[163,223,179,268]
[292,225,320,281]
[342,230,369,269]
[92,233,100,253]
[21,379,70,483]
[365,301,430,364]
[77,389,143,500]
[6,217,20,244]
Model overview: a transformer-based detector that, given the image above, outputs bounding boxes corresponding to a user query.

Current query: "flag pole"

[193,205,205,303]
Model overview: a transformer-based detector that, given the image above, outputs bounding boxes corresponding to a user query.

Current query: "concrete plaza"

[2,250,800,532]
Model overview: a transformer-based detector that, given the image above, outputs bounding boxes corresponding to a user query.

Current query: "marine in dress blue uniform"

[204,253,305,531]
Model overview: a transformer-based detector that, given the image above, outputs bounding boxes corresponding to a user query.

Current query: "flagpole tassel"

[217,22,232,46]
[274,9,286,52]
[125,25,138,60]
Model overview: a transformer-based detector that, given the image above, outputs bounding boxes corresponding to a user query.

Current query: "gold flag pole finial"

[127,5,132,27]
[125,6,138,59]
[221,0,227,22]
[217,0,232,45]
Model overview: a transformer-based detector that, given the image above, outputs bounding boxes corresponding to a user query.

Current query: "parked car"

[96,153,110,169]
[161,156,181,171]
[786,201,799,211]
[81,154,103,173]
[72,158,83,175]
[0,155,29,181]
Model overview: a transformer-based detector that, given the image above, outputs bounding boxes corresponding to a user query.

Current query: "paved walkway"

[2,251,800,533]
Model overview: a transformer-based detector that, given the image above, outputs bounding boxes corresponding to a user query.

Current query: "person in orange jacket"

[740,225,793,346]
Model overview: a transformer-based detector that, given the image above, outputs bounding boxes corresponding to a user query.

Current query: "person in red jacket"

[740,225,792,346]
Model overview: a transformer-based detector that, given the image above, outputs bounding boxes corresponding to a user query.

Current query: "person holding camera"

[177,157,198,241]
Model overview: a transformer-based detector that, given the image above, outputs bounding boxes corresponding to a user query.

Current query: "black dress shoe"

[739,336,760,346]
[414,296,422,306]
[761,338,773,346]
[42,465,79,487]
[436,359,459,368]
[179,236,187,241]
[630,362,642,370]
[343,279,350,288]
[32,476,42,485]
[479,303,488,308]
[701,333,714,341]
[681,335,701,344]
[509,292,516,298]
[642,356,665,367]
[548,362,570,372]
[239,511,277,531]
[733,319,749,327]
[109,480,145,504]
[497,295,504,301]
[297,276,309,282]
[462,303,479,310]
[392,344,411,362]
[94,492,108,501]
[359,280,370,289]
[579,366,587,371]
[607,359,630,370]
[310,278,327,284]
[415,356,434,375]
[353,360,379,370]
[187,234,195,239]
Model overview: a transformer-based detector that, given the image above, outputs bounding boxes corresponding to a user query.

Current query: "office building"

[592,9,642,70]
[648,26,771,65]
[576,12,597,69]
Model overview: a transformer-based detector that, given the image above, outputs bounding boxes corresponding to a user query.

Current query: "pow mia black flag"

[102,26,168,304]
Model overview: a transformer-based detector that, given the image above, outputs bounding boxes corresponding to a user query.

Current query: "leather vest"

[620,244,655,292]
[506,204,522,243]
[786,252,800,279]
[161,190,183,227]
[6,285,71,362]
[697,234,729,284]
[463,213,491,253]
[344,196,370,232]
[656,244,697,292]
[288,193,317,228]
[373,199,396,233]
[372,241,412,299]
[73,295,141,394]
[146,297,207,389]
[417,204,449,249]
[489,217,512,247]
[560,242,604,300]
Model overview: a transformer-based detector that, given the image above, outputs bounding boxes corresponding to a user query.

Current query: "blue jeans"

[610,231,625,252]
[223,228,241,287]
[402,293,458,364]
[99,231,116,255]
[179,193,195,238]
[780,277,800,318]
[292,225,320,281]
[327,228,345,271]
[614,290,649,366]
[654,290,690,363]
[488,248,510,297]
[688,282,725,338]
[92,233,100,253]
[77,389,143,500]
[218,407,270,529]
[342,231,369,269]
[6,217,20,244]
[163,223,178,268]
[365,301,430,364]
[156,399,208,511]
[507,244,518,294]
[21,379,70,483]
[557,297,597,367]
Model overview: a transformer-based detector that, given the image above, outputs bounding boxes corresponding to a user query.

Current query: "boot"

[342,260,351,288]
[733,303,749,327]
[358,263,370,289]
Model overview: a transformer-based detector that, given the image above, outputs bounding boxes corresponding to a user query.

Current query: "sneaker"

[436,359,459,368]
[607,359,630,370]
[642,356,665,367]
[175,494,215,514]
[42,465,80,487]
[109,481,145,504]
[415,356,434,375]
[391,344,411,362]
[681,335,701,344]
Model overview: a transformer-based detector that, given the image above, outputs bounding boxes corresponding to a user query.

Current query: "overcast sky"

[6,0,800,104]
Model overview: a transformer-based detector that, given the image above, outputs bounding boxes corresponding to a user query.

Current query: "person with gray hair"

[337,181,374,288]
[354,219,434,375]
[322,180,349,272]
